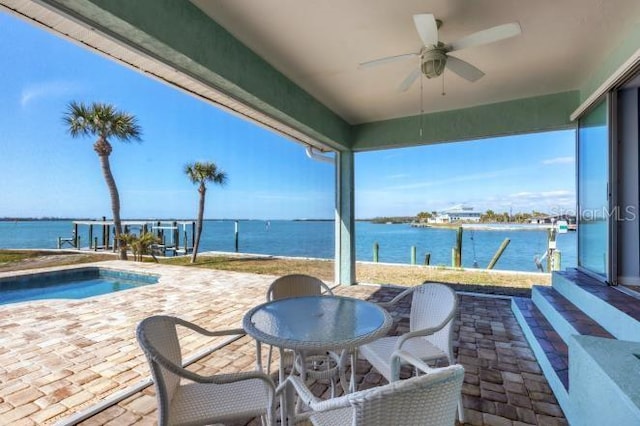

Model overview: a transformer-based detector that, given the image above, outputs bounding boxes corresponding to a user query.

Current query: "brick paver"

[0,261,566,425]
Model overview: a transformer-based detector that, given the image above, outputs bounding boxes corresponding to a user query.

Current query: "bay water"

[0,220,576,272]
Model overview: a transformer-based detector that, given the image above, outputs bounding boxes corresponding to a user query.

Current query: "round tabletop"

[243,295,392,352]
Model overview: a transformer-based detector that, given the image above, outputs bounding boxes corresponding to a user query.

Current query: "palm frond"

[184,161,228,186]
[63,101,142,143]
[63,101,92,137]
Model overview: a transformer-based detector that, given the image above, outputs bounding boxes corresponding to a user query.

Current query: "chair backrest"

[266,274,333,301]
[410,283,458,361]
[136,316,183,425]
[349,364,464,426]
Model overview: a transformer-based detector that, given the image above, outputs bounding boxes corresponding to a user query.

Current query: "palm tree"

[185,161,228,263]
[63,101,142,260]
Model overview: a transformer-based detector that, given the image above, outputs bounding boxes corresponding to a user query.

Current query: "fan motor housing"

[421,48,447,78]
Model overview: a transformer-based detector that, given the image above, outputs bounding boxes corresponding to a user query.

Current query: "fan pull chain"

[441,72,446,96]
[420,73,424,138]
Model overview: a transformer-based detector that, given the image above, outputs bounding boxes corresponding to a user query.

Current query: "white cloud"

[20,81,82,107]
[542,156,574,165]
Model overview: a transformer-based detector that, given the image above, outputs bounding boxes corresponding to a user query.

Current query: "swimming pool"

[0,267,159,305]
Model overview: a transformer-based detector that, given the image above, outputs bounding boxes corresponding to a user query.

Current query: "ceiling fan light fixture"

[359,14,521,90]
[421,48,447,78]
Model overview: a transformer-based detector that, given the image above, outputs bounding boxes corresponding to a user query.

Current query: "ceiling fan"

[359,14,522,91]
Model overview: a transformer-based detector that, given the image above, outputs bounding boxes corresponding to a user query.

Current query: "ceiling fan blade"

[448,22,521,52]
[359,53,418,69]
[413,14,438,46]
[445,56,485,82]
[398,68,421,92]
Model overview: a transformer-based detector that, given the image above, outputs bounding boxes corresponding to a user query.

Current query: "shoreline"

[1,249,548,298]
[411,222,564,231]
[6,247,549,277]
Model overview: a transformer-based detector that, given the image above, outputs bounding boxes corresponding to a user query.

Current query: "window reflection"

[577,100,608,276]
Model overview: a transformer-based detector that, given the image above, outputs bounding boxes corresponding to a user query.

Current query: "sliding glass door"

[577,98,610,279]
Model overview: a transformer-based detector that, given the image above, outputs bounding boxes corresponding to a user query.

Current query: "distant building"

[428,205,482,223]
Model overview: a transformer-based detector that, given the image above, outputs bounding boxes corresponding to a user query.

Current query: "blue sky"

[0,11,575,220]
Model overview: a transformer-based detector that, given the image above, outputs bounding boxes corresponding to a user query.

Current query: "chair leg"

[457,397,465,423]
[255,340,264,372]
[266,345,273,375]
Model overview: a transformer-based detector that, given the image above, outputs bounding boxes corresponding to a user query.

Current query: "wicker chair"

[136,315,276,426]
[264,274,336,376]
[358,282,462,419]
[286,351,464,426]
[266,273,334,301]
[359,283,457,376]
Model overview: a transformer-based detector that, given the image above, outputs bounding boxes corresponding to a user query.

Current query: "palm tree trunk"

[191,184,206,263]
[99,154,127,260]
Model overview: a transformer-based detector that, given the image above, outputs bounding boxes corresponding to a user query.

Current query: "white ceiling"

[192,0,640,125]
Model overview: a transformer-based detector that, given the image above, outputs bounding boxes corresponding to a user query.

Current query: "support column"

[335,149,355,285]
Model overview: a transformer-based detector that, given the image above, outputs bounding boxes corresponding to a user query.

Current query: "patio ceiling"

[192,0,640,124]
[3,0,640,151]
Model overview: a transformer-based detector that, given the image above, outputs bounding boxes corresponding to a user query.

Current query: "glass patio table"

[243,295,393,393]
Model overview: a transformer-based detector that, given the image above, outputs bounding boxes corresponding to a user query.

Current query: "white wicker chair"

[358,282,462,419]
[136,315,276,426]
[264,274,336,376]
[359,283,457,377]
[266,274,334,302]
[286,351,464,426]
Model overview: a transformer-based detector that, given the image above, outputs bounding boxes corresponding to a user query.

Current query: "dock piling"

[411,246,416,265]
[102,216,107,249]
[373,242,379,262]
[546,228,558,272]
[487,238,511,270]
[235,220,239,252]
[172,221,178,251]
[424,253,431,265]
[452,247,460,268]
[455,227,463,267]
[551,250,562,271]
[183,230,188,253]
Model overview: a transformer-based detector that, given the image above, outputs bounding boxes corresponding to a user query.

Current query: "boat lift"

[534,220,567,272]
[150,221,195,256]
[64,219,195,256]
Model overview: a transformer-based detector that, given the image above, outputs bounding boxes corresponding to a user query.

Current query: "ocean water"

[0,220,576,272]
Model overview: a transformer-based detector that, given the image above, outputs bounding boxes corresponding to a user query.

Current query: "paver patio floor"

[0,261,566,425]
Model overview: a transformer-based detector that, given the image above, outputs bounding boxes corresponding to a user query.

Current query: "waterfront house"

[3,1,640,424]
[428,205,483,224]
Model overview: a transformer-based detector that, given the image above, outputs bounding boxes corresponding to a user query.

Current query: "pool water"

[0,268,158,305]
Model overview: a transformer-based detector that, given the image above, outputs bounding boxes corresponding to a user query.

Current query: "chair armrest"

[174,316,245,338]
[149,349,275,389]
[202,370,276,388]
[287,376,353,413]
[377,286,416,308]
[394,326,440,350]
[139,319,253,385]
[390,350,434,381]
[286,375,321,407]
[394,303,456,351]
